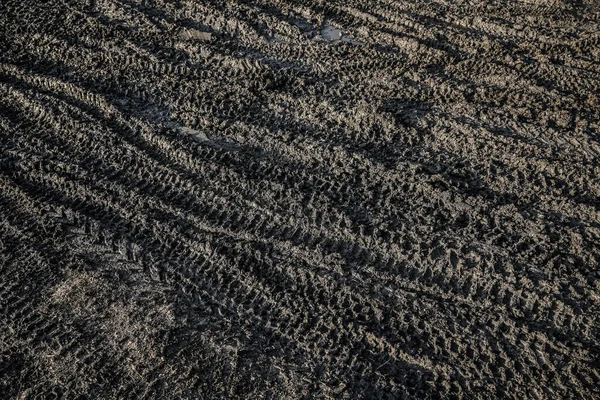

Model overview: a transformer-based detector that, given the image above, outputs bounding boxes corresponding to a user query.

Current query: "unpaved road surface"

[1,1,600,398]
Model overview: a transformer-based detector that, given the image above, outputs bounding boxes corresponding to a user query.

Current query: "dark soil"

[1,0,599,398]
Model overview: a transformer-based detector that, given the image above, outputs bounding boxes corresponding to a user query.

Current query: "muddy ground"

[1,0,600,399]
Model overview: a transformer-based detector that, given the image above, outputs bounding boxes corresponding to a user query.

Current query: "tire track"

[2,0,600,398]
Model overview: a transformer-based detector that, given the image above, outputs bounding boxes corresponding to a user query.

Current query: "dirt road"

[1,0,599,398]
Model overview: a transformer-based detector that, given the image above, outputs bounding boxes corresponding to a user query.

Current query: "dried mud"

[1,0,600,399]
